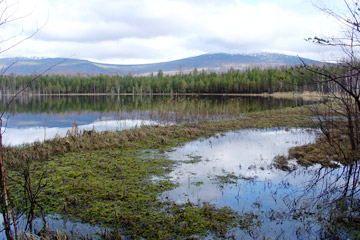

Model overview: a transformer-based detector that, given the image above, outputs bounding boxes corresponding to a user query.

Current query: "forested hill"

[0,53,320,76]
[0,65,330,95]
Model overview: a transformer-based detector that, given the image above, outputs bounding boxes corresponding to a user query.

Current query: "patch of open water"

[161,128,328,239]
[3,118,159,146]
[4,214,105,239]
[162,128,317,205]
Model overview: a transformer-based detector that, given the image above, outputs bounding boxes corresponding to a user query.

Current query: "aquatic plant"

[4,106,316,238]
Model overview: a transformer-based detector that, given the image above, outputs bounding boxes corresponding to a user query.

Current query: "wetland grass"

[4,106,314,167]
[5,106,317,239]
[19,230,73,240]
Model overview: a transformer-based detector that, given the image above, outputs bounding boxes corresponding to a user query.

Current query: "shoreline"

[0,91,323,98]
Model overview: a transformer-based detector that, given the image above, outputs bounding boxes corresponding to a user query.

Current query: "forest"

[0,65,334,95]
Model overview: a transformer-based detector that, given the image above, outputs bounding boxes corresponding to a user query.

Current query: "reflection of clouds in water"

[167,128,317,179]
[3,119,159,146]
[163,128,318,206]
[4,127,62,146]
[162,128,323,238]
[8,214,104,240]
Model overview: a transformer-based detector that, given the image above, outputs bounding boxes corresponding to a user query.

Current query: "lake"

[1,95,310,146]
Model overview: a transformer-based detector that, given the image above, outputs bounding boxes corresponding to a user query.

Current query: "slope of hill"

[0,53,320,76]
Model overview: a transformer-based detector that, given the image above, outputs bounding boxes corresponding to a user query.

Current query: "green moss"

[212,173,240,184]
[183,154,202,164]
[9,147,250,239]
[6,106,315,239]
[192,181,204,186]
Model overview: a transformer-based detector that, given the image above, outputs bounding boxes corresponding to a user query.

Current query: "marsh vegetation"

[0,93,355,239]
[0,88,356,240]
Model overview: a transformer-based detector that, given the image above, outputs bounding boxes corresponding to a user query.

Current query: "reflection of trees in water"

[280,156,360,238]
[0,95,309,122]
[297,0,360,236]
[305,106,360,236]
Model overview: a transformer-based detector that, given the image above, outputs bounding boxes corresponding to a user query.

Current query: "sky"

[0,0,345,64]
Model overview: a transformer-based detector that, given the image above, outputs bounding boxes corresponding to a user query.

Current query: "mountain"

[0,53,320,76]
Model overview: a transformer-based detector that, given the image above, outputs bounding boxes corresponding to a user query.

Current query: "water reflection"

[163,128,317,204]
[1,95,309,116]
[3,214,105,239]
[1,95,312,146]
[3,119,158,146]
[162,128,323,238]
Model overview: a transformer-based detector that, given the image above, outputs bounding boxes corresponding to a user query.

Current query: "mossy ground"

[6,106,315,239]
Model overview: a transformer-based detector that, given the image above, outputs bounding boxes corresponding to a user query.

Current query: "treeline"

[0,66,325,95]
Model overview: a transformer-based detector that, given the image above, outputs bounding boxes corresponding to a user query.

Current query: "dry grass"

[273,155,291,171]
[20,230,73,240]
[4,106,314,169]
[288,130,358,168]
[233,91,323,101]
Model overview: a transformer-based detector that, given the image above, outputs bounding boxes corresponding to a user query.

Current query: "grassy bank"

[6,106,315,239]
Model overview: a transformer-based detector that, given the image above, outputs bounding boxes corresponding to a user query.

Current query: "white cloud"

[0,0,346,64]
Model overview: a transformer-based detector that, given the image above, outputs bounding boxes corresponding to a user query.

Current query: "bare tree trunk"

[0,130,12,240]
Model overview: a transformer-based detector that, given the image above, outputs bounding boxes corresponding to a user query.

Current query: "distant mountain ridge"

[0,53,320,76]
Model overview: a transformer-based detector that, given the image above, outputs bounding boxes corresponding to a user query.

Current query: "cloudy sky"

[0,0,344,64]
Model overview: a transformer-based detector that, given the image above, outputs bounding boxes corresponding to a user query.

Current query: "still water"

[161,128,322,239]
[1,95,309,146]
